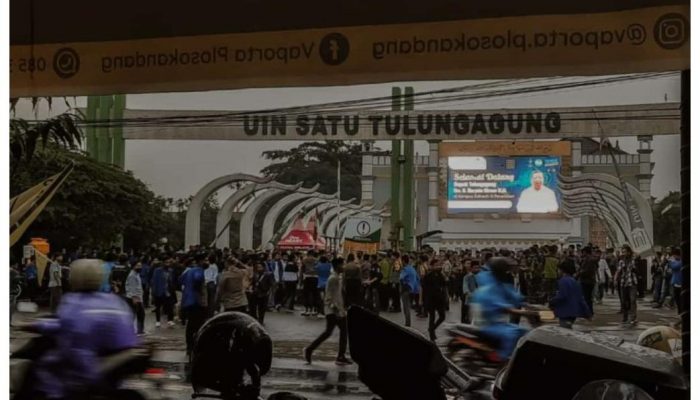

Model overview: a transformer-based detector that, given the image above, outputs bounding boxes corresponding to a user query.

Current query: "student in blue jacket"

[399,254,420,327]
[549,259,592,329]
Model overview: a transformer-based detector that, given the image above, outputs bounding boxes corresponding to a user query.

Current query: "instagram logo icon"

[654,13,689,50]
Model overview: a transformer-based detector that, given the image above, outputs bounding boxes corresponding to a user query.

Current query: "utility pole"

[335,159,341,252]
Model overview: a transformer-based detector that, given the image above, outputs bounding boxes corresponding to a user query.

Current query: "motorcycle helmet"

[489,257,516,283]
[69,259,104,292]
[191,312,272,398]
[637,326,682,364]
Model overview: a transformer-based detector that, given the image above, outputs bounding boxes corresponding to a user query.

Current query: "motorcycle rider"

[469,256,528,361]
[18,259,140,399]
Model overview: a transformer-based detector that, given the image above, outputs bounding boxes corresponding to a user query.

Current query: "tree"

[652,191,681,247]
[10,145,177,251]
[260,141,363,201]
[10,98,83,171]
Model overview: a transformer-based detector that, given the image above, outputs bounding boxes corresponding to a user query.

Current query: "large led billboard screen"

[447,155,561,214]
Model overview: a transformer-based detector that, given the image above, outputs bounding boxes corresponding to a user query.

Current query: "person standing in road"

[179,254,207,355]
[282,255,299,312]
[139,257,152,309]
[577,247,598,316]
[204,255,219,317]
[301,251,319,316]
[423,259,449,341]
[595,249,611,305]
[548,259,592,329]
[615,245,638,326]
[363,255,383,313]
[109,255,130,298]
[215,258,249,313]
[650,252,664,307]
[251,262,275,324]
[668,248,683,315]
[151,257,176,328]
[388,252,402,312]
[304,257,352,366]
[378,252,392,311]
[316,255,332,318]
[125,262,146,335]
[461,262,478,324]
[399,255,420,327]
[48,253,63,314]
[24,256,39,302]
[343,253,363,308]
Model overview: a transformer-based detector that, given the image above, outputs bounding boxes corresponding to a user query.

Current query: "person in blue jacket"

[548,259,592,329]
[668,247,683,315]
[399,254,420,327]
[179,253,206,355]
[470,257,527,361]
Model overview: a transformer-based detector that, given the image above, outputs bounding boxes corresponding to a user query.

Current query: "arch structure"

[260,190,339,247]
[185,173,273,248]
[324,204,379,239]
[239,183,321,249]
[320,202,363,237]
[337,207,388,236]
[214,181,304,249]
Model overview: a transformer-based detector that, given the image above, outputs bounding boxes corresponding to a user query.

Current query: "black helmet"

[191,312,272,398]
[489,257,515,283]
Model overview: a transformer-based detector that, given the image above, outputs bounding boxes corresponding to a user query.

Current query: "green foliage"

[260,141,363,201]
[10,110,83,168]
[653,191,681,247]
[10,146,178,250]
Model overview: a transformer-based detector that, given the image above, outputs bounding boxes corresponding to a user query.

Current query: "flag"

[10,162,74,246]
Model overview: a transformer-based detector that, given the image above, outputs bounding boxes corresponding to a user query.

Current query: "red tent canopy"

[277,215,325,250]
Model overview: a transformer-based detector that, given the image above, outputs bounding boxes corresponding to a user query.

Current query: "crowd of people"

[10,241,684,362]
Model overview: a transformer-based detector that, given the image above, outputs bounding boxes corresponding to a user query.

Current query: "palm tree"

[10,98,83,170]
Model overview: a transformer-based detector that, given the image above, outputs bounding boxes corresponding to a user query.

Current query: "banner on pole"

[343,216,383,254]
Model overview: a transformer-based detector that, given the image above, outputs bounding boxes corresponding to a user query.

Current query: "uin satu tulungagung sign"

[11,0,688,97]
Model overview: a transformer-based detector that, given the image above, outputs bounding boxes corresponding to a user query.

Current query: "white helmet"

[636,325,682,364]
[69,259,104,292]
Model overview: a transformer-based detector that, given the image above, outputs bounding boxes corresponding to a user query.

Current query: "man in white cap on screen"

[516,170,559,213]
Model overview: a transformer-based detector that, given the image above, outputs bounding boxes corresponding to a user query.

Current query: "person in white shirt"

[595,249,612,304]
[516,171,559,213]
[204,255,219,317]
[48,253,63,314]
[125,262,145,334]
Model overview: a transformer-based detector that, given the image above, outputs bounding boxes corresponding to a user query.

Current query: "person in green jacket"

[543,245,560,300]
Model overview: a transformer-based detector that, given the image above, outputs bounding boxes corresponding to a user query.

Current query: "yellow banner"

[10,5,688,97]
[344,240,380,255]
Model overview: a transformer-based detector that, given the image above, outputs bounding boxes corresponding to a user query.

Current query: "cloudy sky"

[14,74,681,203]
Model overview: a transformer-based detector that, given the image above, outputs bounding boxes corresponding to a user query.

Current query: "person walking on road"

[151,258,176,328]
[125,262,146,335]
[549,259,592,329]
[304,257,353,366]
[423,259,449,341]
[388,253,402,312]
[399,255,420,327]
[615,245,638,326]
[461,262,478,323]
[48,253,64,314]
[282,256,299,311]
[316,255,332,318]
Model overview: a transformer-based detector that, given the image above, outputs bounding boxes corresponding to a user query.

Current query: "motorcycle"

[10,328,173,400]
[445,308,554,379]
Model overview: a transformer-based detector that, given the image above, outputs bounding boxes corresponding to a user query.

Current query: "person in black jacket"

[423,259,449,341]
[251,262,274,324]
